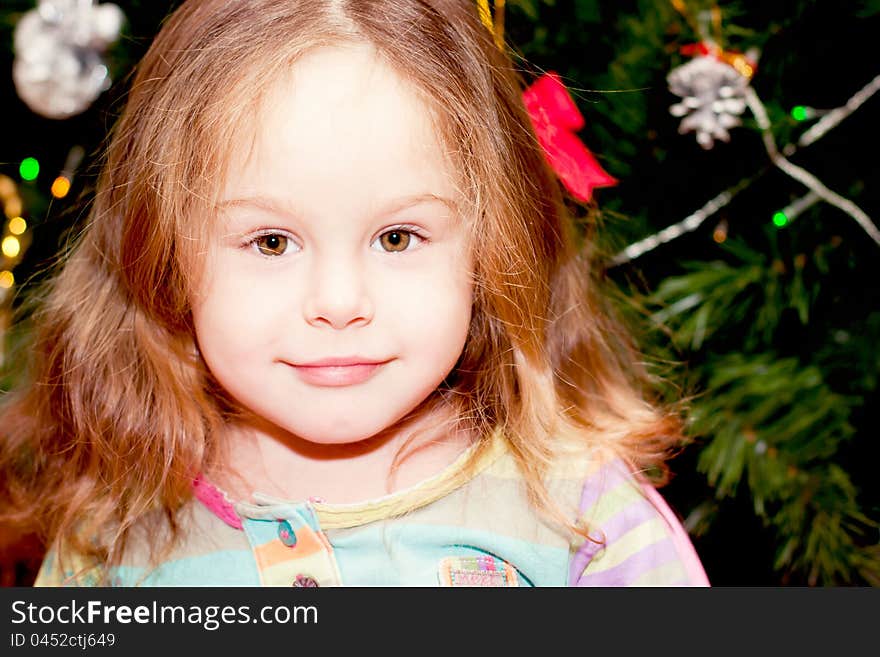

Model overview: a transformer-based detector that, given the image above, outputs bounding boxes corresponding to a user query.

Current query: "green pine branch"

[647,231,826,351]
[684,352,877,585]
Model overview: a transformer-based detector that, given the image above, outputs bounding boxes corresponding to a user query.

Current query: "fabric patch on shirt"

[438,555,519,587]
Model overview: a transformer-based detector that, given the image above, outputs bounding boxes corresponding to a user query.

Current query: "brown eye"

[378,230,412,253]
[254,234,288,256]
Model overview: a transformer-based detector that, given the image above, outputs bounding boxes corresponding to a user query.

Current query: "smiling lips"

[292,357,389,387]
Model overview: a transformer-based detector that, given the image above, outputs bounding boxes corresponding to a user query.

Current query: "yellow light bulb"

[3,197,22,219]
[0,270,13,288]
[2,236,21,258]
[8,217,26,235]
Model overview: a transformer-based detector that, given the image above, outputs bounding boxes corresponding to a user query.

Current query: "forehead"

[221,43,463,216]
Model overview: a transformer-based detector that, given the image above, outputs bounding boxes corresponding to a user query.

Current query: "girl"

[0,0,708,587]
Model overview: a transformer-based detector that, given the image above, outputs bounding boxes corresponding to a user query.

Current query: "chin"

[298,432,377,446]
[282,418,392,446]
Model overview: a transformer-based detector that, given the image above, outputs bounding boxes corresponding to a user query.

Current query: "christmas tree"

[504,0,880,585]
[1,0,878,586]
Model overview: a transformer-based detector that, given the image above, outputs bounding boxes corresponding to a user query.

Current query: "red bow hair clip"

[522,72,617,202]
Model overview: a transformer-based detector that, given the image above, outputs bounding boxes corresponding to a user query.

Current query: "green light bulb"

[791,106,808,121]
[772,211,788,227]
[19,157,40,181]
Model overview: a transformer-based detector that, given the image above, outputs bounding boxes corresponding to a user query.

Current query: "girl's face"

[191,44,474,445]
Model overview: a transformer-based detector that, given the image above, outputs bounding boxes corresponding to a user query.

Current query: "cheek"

[390,262,473,353]
[191,270,282,360]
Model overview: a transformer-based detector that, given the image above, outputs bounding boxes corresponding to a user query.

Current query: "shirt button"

[292,574,319,587]
[277,520,298,547]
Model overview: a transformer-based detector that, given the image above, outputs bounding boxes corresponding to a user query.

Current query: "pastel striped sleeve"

[568,460,710,587]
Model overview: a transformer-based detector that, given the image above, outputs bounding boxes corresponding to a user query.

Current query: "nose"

[302,256,374,329]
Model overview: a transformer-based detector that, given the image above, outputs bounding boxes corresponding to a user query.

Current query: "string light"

[2,236,21,258]
[612,73,880,265]
[0,174,28,316]
[713,219,728,243]
[8,217,26,235]
[798,73,880,148]
[3,197,22,219]
[51,175,71,199]
[0,175,15,199]
[19,157,39,181]
[729,55,755,80]
[49,146,85,201]
[746,86,880,246]
[791,105,809,121]
[772,191,821,229]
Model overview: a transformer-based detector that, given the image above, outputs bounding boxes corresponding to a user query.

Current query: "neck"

[213,402,474,504]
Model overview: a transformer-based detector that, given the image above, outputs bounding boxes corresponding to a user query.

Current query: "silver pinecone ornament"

[668,49,753,149]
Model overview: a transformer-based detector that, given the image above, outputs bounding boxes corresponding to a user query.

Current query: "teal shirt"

[37,434,708,587]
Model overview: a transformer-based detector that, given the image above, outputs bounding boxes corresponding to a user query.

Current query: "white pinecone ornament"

[668,54,749,149]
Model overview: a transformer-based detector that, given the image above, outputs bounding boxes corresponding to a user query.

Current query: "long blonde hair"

[0,0,684,572]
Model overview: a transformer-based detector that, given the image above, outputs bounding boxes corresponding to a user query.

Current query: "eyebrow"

[218,192,459,220]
